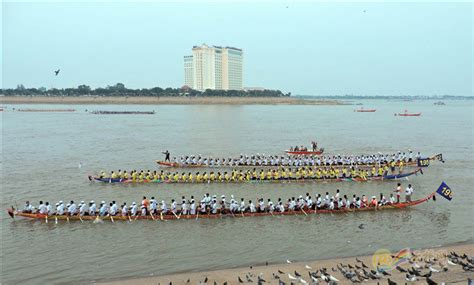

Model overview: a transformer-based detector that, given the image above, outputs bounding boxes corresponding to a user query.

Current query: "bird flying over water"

[54,69,60,76]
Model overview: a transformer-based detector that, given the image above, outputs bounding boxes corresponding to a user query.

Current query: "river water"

[1,99,473,284]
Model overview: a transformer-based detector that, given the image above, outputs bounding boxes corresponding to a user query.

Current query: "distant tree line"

[1,83,291,97]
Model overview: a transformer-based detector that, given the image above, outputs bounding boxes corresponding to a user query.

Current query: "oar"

[128,214,132,222]
[301,208,308,216]
[110,215,115,223]
[45,215,48,223]
[79,215,84,223]
[160,212,164,221]
[172,211,180,220]
[66,215,70,223]
[150,211,156,221]
[195,211,199,220]
[55,214,58,224]
[134,214,139,221]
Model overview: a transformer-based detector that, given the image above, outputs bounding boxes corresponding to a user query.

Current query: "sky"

[2,1,473,96]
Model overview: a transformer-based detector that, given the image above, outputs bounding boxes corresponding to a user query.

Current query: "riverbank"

[99,243,474,285]
[0,96,345,105]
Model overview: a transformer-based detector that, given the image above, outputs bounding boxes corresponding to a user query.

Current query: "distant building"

[184,44,243,91]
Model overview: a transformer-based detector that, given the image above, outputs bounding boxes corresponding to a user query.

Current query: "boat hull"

[285,150,324,155]
[89,168,422,184]
[6,193,434,222]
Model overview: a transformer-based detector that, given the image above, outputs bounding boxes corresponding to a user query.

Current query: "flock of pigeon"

[158,250,473,285]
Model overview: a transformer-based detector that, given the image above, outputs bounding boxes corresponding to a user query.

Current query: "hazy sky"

[2,1,473,95]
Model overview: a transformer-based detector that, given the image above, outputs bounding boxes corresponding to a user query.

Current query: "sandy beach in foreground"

[0,96,345,105]
[99,243,473,285]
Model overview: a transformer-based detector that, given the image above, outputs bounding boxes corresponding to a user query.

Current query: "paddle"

[160,211,164,221]
[110,215,115,223]
[172,211,180,220]
[301,208,308,216]
[45,215,48,223]
[79,215,84,223]
[195,211,199,220]
[150,211,156,221]
[55,215,58,224]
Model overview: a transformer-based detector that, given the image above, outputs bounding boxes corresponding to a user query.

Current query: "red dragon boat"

[7,193,436,222]
[285,149,324,155]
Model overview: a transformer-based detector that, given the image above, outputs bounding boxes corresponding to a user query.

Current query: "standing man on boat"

[405,184,414,202]
[394,183,402,203]
[162,150,170,162]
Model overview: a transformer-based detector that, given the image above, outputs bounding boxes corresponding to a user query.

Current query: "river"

[1,99,473,284]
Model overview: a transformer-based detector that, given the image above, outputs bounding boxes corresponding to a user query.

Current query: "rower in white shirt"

[239,198,246,212]
[130,202,138,216]
[149,197,157,214]
[109,201,118,216]
[79,201,87,216]
[89,201,96,216]
[121,203,128,216]
[23,201,33,213]
[68,201,77,216]
[160,201,168,214]
[46,202,53,215]
[277,201,285,212]
[210,200,218,214]
[189,200,196,215]
[248,200,256,213]
[57,202,65,215]
[38,201,47,214]
[99,201,107,217]
[170,199,177,214]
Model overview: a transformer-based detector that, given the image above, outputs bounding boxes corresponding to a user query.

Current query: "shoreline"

[98,242,474,284]
[0,96,345,105]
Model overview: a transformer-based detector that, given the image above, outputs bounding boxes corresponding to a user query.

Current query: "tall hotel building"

[184,44,243,91]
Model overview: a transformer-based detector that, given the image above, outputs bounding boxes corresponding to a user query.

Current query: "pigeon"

[358,223,365,229]
[361,262,368,268]
[278,270,285,274]
[426,277,437,285]
[429,266,440,273]
[305,265,312,270]
[356,258,362,263]
[272,273,280,279]
[348,264,354,269]
[246,276,253,282]
[387,278,397,285]
[396,266,407,273]
[186,279,190,283]
[328,274,339,282]
[54,69,60,76]
[287,259,292,264]
[288,273,297,280]
[294,271,301,277]
[204,277,208,283]
[238,276,244,283]
[311,275,320,284]
[405,274,417,282]
[278,280,286,285]
[299,278,308,284]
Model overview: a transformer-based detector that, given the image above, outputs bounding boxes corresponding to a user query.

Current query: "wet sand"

[0,96,345,105]
[99,243,473,284]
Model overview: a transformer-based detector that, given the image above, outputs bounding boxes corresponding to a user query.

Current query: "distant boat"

[433,101,445,105]
[395,110,421,117]
[16,109,76,112]
[90,110,155,115]
[355,107,376,112]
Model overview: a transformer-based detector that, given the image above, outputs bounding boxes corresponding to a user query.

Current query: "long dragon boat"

[7,193,436,222]
[156,154,443,169]
[88,168,423,184]
[89,110,155,115]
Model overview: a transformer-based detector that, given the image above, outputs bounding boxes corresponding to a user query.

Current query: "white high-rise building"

[184,44,243,91]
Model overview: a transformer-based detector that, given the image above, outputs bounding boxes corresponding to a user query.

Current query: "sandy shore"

[0,96,345,105]
[99,243,473,285]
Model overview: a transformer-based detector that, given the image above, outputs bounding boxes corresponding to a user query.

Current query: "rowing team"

[20,185,415,217]
[99,165,404,182]
[162,150,421,167]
